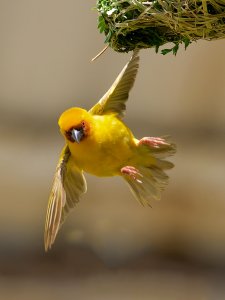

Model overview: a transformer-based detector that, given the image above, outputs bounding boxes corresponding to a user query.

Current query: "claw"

[121,166,143,183]
[138,137,170,148]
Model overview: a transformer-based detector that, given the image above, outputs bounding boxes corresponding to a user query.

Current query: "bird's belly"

[71,139,134,177]
[81,157,121,177]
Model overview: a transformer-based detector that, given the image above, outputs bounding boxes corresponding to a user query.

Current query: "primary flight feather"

[44,50,176,251]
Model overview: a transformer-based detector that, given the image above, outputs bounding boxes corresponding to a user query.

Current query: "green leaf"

[105,30,112,43]
[161,48,172,55]
[183,37,191,50]
[172,43,179,55]
[98,16,106,33]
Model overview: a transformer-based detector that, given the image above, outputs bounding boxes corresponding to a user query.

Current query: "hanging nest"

[96,0,225,55]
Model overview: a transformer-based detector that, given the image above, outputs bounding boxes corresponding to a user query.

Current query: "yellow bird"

[44,50,176,251]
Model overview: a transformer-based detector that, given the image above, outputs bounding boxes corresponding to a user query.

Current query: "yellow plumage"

[59,109,136,177]
[44,50,176,251]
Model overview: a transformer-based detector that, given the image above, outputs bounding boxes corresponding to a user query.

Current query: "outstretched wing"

[89,50,140,118]
[44,145,87,251]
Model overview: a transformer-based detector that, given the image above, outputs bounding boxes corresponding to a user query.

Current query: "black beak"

[71,128,84,143]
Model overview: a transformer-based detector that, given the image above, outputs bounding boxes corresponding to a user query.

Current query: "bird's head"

[58,107,92,144]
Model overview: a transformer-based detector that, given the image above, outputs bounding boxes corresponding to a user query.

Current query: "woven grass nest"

[96,0,225,55]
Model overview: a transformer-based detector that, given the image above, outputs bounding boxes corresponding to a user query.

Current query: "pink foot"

[121,166,143,182]
[138,137,169,148]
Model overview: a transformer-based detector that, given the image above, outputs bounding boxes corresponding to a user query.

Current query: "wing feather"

[44,145,87,251]
[89,49,140,118]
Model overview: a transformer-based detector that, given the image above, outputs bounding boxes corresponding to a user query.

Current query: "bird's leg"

[121,166,143,183]
[138,137,170,148]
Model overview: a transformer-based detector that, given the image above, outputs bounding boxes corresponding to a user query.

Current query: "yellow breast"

[68,114,136,176]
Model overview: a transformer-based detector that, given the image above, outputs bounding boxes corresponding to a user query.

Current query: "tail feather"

[156,159,174,170]
[122,136,176,206]
[124,166,169,206]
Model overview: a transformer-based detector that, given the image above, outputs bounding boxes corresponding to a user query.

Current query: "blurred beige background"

[1,0,225,299]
